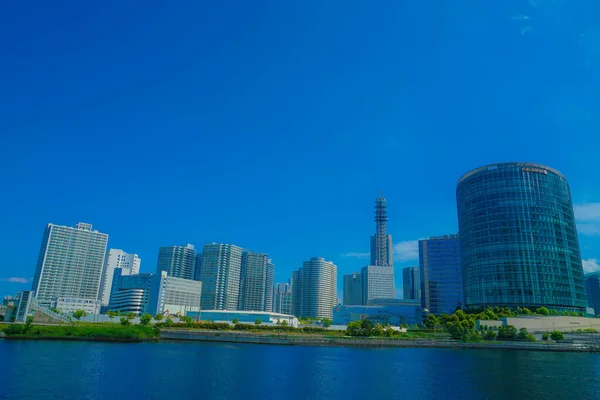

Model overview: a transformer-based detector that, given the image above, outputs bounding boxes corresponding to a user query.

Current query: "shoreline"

[3,327,600,353]
[160,329,600,353]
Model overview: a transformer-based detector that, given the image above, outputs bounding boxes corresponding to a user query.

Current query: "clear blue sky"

[1,1,599,298]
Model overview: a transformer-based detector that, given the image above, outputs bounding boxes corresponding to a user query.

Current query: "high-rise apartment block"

[419,235,463,315]
[156,244,196,281]
[343,272,363,305]
[292,257,337,319]
[402,266,420,301]
[361,265,395,304]
[98,249,141,307]
[457,162,587,312]
[32,222,108,306]
[197,243,243,310]
[272,282,293,315]
[239,252,274,312]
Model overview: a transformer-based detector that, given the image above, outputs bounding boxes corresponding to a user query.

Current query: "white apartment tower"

[293,257,337,319]
[197,243,243,310]
[32,222,109,306]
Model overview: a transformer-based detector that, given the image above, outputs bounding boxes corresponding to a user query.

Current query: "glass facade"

[238,252,274,312]
[419,235,464,315]
[456,162,586,312]
[343,272,363,305]
[402,266,420,300]
[585,272,600,315]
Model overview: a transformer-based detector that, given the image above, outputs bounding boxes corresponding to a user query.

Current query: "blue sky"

[1,1,599,298]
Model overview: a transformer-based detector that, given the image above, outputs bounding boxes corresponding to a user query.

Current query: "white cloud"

[341,252,370,259]
[577,224,600,236]
[583,259,600,274]
[393,240,421,262]
[574,203,600,236]
[0,277,30,284]
[574,203,600,222]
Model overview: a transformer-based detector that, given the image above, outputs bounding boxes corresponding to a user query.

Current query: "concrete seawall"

[160,330,600,352]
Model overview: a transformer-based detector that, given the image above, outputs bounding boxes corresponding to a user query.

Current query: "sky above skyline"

[1,1,599,297]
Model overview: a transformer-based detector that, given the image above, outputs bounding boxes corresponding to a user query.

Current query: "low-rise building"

[52,297,101,315]
[477,316,600,333]
[188,309,299,328]
[333,300,422,326]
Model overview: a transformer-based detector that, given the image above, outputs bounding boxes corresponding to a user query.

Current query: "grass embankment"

[1,323,159,342]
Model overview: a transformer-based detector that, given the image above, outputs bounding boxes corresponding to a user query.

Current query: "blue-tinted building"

[585,272,600,315]
[343,272,363,305]
[456,162,587,312]
[402,266,420,300]
[332,300,421,326]
[419,235,463,315]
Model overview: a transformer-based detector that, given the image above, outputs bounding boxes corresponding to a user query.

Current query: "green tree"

[542,332,550,340]
[72,310,88,320]
[550,331,564,340]
[322,318,332,328]
[484,330,497,340]
[23,316,34,333]
[232,318,239,324]
[281,320,288,327]
[181,316,194,328]
[498,325,518,340]
[374,323,385,336]
[154,313,163,321]
[518,327,529,341]
[255,318,262,325]
[106,311,116,319]
[164,318,174,327]
[535,307,550,315]
[424,314,439,329]
[346,319,375,337]
[127,312,135,320]
[120,317,131,326]
[140,314,152,325]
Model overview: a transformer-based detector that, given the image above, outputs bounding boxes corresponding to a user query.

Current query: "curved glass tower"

[456,162,586,312]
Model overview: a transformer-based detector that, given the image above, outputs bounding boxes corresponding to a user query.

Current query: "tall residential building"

[291,270,301,317]
[419,235,463,315]
[343,272,363,305]
[585,272,600,315]
[194,253,203,281]
[361,265,395,304]
[369,195,393,268]
[98,249,141,307]
[197,243,243,310]
[293,257,337,319]
[273,282,293,315]
[109,269,202,315]
[156,244,196,281]
[457,162,587,312]
[32,222,109,306]
[402,266,421,300]
[239,252,274,312]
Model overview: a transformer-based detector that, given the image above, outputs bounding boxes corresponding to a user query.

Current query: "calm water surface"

[1,340,600,399]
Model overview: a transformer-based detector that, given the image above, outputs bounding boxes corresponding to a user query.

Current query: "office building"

[370,195,394,268]
[109,270,155,314]
[197,243,243,310]
[239,252,274,312]
[156,244,196,281]
[272,282,292,315]
[402,266,421,300]
[293,257,337,319]
[291,270,301,317]
[98,249,141,307]
[457,162,587,312]
[585,272,600,315]
[419,235,464,315]
[109,269,202,315]
[361,265,395,304]
[194,253,203,281]
[32,222,109,306]
[343,272,363,305]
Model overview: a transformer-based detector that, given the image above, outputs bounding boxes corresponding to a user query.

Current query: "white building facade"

[99,249,141,307]
[198,243,243,310]
[293,257,337,319]
[32,222,108,306]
